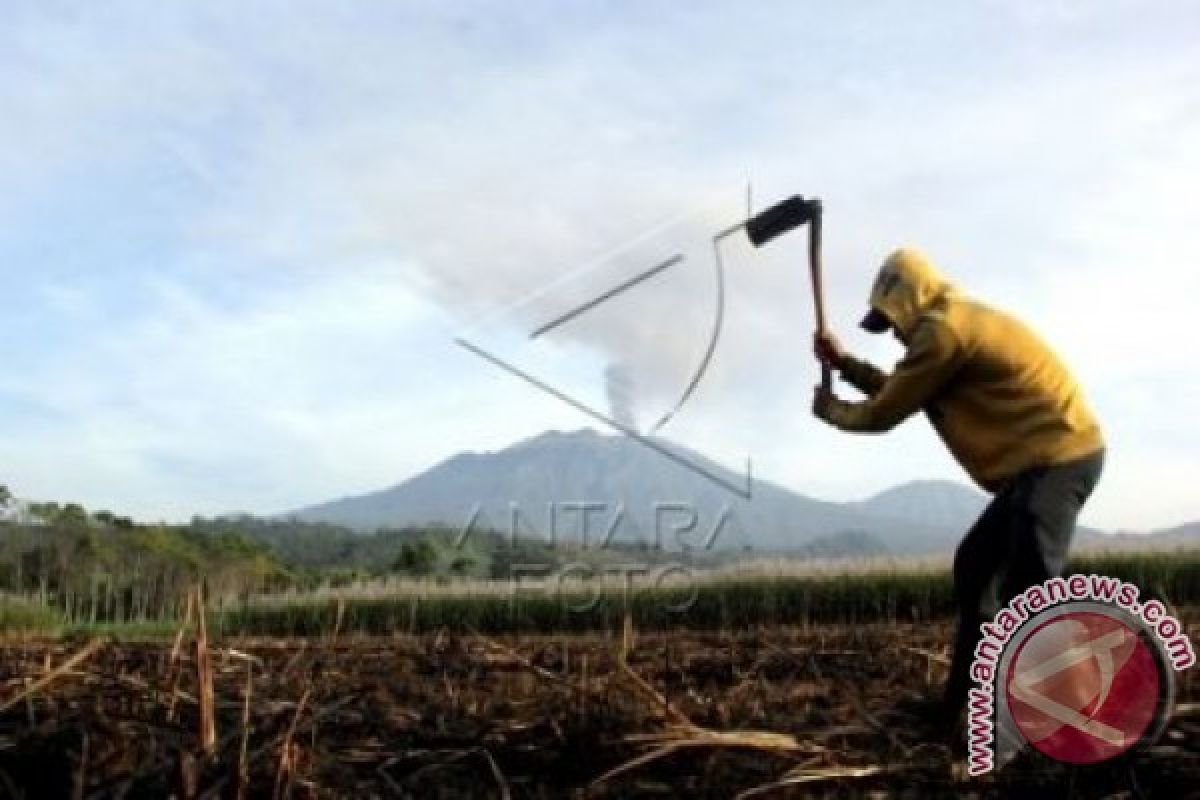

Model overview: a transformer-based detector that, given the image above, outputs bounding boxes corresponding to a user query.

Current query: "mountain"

[285,429,1200,553]
[1078,521,1200,550]
[856,479,1135,548]
[854,480,989,533]
[285,429,979,554]
[1157,521,1200,542]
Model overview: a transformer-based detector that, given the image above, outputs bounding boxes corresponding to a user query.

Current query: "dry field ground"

[0,613,1196,799]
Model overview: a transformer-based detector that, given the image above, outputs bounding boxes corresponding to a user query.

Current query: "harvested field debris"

[0,614,1196,798]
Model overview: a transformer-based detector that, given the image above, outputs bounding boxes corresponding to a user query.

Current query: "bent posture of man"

[812,247,1105,719]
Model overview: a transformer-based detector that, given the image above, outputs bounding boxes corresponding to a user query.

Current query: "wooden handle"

[808,205,832,391]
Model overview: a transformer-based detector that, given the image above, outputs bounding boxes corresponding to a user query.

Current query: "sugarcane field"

[3,3,1200,798]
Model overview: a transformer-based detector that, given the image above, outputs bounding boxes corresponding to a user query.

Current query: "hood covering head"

[860,248,955,336]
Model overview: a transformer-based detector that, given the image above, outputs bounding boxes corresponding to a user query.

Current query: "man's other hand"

[813,330,846,369]
[812,384,839,423]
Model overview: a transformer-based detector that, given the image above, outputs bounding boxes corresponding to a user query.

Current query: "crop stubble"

[0,615,1196,799]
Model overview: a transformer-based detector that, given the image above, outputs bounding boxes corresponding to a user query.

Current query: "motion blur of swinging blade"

[529,253,685,340]
[647,193,829,433]
[522,193,828,433]
[456,192,827,499]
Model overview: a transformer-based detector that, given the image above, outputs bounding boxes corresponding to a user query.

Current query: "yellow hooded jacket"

[823,248,1105,493]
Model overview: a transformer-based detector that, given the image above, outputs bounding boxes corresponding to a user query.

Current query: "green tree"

[56,503,91,531]
[393,540,438,576]
[448,555,477,576]
[27,501,60,524]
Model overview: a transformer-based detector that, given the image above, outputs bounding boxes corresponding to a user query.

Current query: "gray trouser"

[943,450,1105,714]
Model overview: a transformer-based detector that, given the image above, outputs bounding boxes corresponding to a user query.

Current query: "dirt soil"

[0,618,1196,799]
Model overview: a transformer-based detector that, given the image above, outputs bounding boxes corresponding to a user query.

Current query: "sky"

[0,1,1197,530]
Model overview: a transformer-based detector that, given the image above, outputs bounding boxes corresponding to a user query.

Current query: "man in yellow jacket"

[812,247,1105,720]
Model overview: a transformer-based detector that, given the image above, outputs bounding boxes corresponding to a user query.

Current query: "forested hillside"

[0,485,679,626]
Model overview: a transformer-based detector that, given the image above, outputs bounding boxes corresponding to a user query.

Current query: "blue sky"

[1,2,1197,529]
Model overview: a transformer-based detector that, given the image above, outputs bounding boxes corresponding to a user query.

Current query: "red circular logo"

[1006,610,1161,764]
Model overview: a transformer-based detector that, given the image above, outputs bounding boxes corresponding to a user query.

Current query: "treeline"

[193,514,691,585]
[0,493,451,624]
[0,487,689,626]
[0,492,286,624]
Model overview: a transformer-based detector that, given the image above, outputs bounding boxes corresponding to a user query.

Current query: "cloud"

[3,266,445,515]
[0,3,1197,528]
